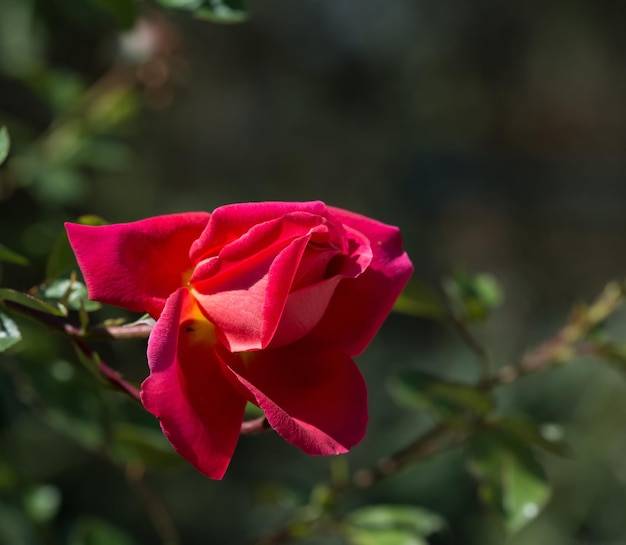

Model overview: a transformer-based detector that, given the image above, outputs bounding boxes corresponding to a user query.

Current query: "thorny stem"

[1,299,270,434]
[2,300,154,340]
[6,282,626,528]
[350,282,625,488]
[486,281,624,387]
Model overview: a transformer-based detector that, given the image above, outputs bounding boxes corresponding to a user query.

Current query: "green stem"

[2,299,270,434]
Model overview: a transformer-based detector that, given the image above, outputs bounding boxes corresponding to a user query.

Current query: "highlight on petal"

[66,213,210,318]
[141,288,246,479]
[311,207,414,356]
[191,212,334,352]
[221,340,368,455]
[189,201,328,263]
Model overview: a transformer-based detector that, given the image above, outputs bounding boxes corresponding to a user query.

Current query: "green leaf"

[488,416,570,457]
[40,279,101,312]
[155,0,248,23]
[389,369,493,418]
[69,517,136,545]
[345,528,426,545]
[393,280,447,319]
[0,244,28,266]
[76,214,109,227]
[0,288,67,317]
[468,431,551,534]
[344,505,444,545]
[23,485,62,523]
[195,0,248,23]
[444,272,503,322]
[0,127,10,166]
[0,311,21,351]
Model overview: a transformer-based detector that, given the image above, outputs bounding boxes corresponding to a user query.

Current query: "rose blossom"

[66,201,413,478]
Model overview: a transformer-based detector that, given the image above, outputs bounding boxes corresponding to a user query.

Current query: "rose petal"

[141,288,246,479]
[189,201,328,263]
[221,340,368,455]
[191,213,332,352]
[310,207,414,355]
[65,213,210,318]
[270,229,372,348]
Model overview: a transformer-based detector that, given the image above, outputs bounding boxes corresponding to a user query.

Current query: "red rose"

[66,201,413,478]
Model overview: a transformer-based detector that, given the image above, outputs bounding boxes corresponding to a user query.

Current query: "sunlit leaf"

[155,0,248,23]
[0,244,28,266]
[389,369,493,418]
[393,280,447,319]
[76,214,108,227]
[195,0,248,23]
[444,272,503,322]
[118,313,155,329]
[468,431,550,534]
[0,288,67,317]
[0,311,21,351]
[0,127,9,165]
[344,505,444,545]
[40,279,101,312]
[23,485,62,523]
[345,528,426,545]
[68,517,136,545]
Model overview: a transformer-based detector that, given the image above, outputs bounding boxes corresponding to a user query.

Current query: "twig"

[73,338,142,401]
[351,421,466,489]
[352,282,626,488]
[3,299,272,435]
[240,416,270,435]
[3,300,153,340]
[487,282,624,387]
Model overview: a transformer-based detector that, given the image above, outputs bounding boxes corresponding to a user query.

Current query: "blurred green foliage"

[3,1,626,545]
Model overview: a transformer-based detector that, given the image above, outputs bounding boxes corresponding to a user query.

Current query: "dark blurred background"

[2,1,626,544]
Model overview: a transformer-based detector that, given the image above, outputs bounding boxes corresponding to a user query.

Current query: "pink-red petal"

[189,201,328,263]
[65,213,210,318]
[310,207,414,355]
[191,213,332,352]
[141,288,246,479]
[221,340,368,455]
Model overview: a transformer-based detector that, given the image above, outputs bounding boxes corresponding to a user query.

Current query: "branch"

[351,282,625,488]
[488,282,624,387]
[240,416,271,435]
[351,421,467,489]
[3,298,272,435]
[3,300,153,340]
